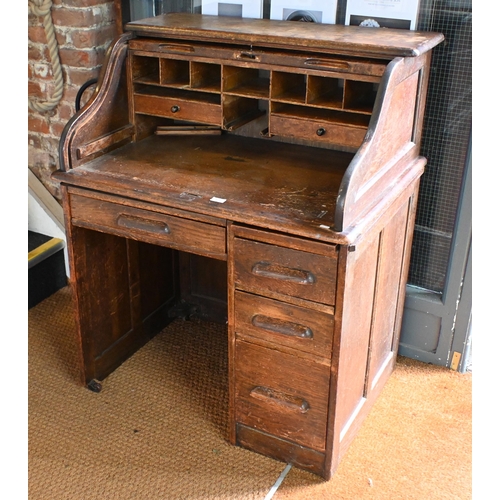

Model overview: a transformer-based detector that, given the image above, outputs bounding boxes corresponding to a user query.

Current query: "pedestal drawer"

[69,193,226,259]
[234,291,334,358]
[234,340,330,451]
[233,237,336,305]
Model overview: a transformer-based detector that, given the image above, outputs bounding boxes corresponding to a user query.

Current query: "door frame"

[398,138,472,372]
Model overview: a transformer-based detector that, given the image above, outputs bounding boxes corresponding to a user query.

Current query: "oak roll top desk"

[54,14,443,480]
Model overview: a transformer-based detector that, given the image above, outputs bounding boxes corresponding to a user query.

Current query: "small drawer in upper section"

[270,111,369,149]
[69,190,227,260]
[131,53,223,125]
[231,228,337,306]
[134,86,222,125]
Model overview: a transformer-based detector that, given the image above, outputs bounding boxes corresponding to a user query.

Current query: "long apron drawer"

[234,340,330,452]
[69,192,227,259]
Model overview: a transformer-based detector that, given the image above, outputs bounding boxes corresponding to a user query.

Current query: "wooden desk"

[55,14,443,479]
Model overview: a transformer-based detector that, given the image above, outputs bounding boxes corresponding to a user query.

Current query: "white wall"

[28,192,69,277]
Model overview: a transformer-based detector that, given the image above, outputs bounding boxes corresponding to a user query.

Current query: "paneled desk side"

[55,14,442,479]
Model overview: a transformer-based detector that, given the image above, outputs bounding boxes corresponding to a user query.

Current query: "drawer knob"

[251,262,315,285]
[316,127,326,136]
[250,386,310,413]
[252,314,313,339]
[171,105,180,113]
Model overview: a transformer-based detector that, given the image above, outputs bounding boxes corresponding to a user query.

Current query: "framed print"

[270,0,338,24]
[345,0,420,30]
[202,0,263,18]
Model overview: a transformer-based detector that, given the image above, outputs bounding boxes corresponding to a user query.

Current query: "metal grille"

[338,0,472,292]
[409,0,472,292]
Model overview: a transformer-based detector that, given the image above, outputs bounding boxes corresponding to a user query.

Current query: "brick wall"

[28,0,119,201]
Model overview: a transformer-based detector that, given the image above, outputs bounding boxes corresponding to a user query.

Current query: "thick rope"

[29,0,64,113]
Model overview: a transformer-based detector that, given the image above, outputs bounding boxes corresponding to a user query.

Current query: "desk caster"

[87,379,102,393]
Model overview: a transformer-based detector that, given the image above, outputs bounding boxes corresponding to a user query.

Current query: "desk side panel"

[335,52,431,232]
[59,33,134,172]
[325,181,419,477]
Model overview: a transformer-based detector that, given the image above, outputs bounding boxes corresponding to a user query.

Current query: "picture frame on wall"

[201,0,263,18]
[270,0,338,24]
[345,0,420,30]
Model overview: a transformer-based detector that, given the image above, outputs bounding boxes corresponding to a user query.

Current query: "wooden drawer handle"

[252,314,313,339]
[251,262,316,284]
[250,386,310,413]
[304,58,350,71]
[238,51,259,61]
[157,43,195,53]
[117,214,170,234]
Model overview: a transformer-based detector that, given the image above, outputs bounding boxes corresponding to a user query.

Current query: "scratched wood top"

[125,13,444,59]
[55,134,354,243]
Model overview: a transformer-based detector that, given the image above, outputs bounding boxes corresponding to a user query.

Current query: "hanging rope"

[28,0,64,113]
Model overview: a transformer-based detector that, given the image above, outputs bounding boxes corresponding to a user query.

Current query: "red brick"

[59,46,105,68]
[32,63,55,80]
[28,81,44,99]
[65,66,100,85]
[58,102,77,121]
[28,26,47,44]
[28,147,52,168]
[62,84,83,105]
[28,134,43,150]
[28,115,51,134]
[28,45,45,61]
[44,137,63,155]
[39,81,58,99]
[29,44,52,62]
[55,30,67,47]
[50,120,68,138]
[68,24,117,49]
[28,13,42,27]
[52,7,106,28]
[53,0,114,7]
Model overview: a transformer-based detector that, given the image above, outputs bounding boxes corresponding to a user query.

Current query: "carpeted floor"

[29,287,472,499]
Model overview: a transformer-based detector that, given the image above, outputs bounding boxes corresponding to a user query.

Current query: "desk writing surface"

[60,134,353,242]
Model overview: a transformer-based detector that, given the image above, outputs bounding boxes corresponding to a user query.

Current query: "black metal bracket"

[75,78,98,112]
